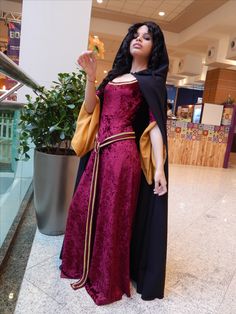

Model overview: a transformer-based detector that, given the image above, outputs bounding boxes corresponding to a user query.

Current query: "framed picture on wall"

[221,105,233,126]
[177,105,194,121]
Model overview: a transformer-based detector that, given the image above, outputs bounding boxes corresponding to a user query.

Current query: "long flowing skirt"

[60,140,141,305]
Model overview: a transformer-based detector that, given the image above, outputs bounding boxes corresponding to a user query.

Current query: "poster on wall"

[7,21,21,64]
[6,21,21,92]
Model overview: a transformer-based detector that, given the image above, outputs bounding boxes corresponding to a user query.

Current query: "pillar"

[14,0,93,198]
[18,0,92,90]
[203,68,236,104]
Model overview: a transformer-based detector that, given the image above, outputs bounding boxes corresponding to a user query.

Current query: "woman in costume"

[60,21,169,306]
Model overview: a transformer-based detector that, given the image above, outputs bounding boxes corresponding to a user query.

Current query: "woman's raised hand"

[77,50,97,81]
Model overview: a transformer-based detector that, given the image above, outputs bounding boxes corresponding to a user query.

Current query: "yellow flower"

[88,35,105,59]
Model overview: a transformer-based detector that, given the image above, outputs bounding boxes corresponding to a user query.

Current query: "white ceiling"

[92,0,229,32]
[93,0,195,23]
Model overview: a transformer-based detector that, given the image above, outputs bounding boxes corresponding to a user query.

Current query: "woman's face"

[130,25,153,60]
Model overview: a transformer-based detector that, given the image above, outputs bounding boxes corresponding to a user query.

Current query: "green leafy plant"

[17,70,86,160]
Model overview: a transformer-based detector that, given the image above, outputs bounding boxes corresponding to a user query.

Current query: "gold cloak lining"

[71,97,167,185]
[71,96,100,157]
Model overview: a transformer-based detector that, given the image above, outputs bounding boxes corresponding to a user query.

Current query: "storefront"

[167,102,236,168]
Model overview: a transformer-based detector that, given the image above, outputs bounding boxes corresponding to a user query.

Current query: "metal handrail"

[0,82,23,101]
[0,51,41,93]
[0,51,42,110]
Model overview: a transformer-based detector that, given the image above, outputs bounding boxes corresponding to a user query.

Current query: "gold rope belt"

[71,131,136,290]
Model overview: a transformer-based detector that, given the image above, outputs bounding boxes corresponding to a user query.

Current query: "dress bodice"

[97,80,143,141]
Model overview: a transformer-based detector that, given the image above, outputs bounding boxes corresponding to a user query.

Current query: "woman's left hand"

[153,168,167,196]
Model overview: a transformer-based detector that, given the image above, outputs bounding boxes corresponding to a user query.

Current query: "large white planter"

[33,150,80,235]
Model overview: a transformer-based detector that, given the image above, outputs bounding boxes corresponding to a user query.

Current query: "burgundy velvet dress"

[60,79,154,305]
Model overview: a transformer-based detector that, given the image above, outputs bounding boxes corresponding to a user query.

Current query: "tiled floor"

[14,161,236,314]
[0,191,36,314]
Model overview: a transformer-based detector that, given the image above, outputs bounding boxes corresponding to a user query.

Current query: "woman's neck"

[130,59,148,73]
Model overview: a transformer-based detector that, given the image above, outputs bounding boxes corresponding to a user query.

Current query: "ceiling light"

[159,11,165,16]
[9,292,14,299]
[97,0,103,3]
[93,35,98,39]
[103,70,107,74]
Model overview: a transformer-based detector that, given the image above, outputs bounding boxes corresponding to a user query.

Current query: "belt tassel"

[71,131,135,289]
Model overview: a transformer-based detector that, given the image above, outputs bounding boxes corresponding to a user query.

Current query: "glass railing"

[0,106,33,248]
[0,51,39,250]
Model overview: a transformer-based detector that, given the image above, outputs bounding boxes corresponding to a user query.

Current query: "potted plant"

[17,70,86,235]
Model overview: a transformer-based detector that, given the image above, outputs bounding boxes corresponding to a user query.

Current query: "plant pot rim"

[35,148,77,157]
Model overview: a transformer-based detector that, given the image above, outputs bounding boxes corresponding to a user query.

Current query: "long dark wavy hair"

[98,21,167,92]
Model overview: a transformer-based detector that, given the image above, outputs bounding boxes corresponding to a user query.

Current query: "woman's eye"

[144,35,151,40]
[133,33,151,40]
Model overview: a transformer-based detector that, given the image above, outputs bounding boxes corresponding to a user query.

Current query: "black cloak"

[72,43,169,300]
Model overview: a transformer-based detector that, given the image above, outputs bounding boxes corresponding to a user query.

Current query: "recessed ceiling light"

[9,292,14,299]
[104,70,108,74]
[159,11,165,16]
[97,0,103,3]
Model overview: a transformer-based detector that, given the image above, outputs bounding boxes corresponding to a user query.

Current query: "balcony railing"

[0,51,40,251]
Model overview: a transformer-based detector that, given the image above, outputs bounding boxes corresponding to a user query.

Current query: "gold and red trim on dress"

[70,131,136,290]
[108,79,138,85]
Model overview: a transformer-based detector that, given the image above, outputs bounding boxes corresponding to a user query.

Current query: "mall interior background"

[0,0,236,313]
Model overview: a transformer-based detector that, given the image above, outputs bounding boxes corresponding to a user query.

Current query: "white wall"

[18,0,92,90]
[1,1,93,248]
